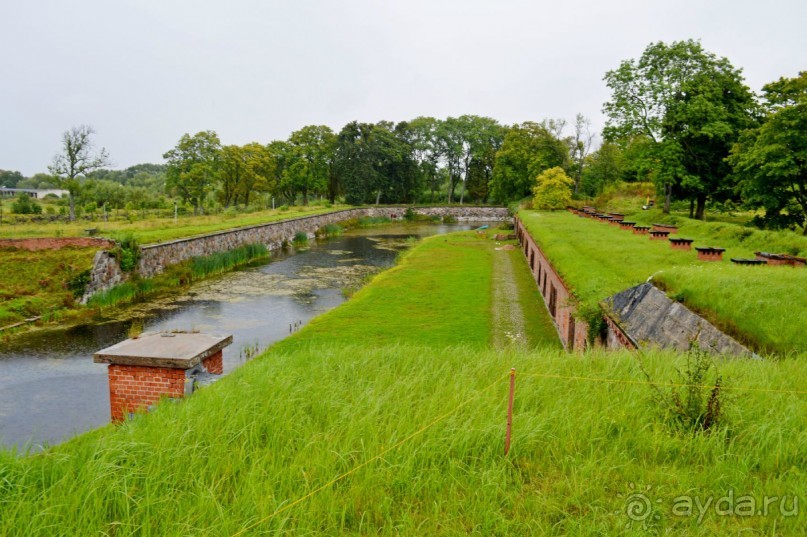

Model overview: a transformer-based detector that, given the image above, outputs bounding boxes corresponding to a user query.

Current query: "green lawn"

[286,230,559,350]
[519,210,807,354]
[1,230,804,535]
[0,204,344,244]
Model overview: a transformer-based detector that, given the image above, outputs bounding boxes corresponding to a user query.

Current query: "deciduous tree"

[48,125,111,221]
[490,121,569,203]
[730,71,807,233]
[163,131,222,214]
[533,167,574,210]
[603,40,756,218]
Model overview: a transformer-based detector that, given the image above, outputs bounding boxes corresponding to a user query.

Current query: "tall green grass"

[1,344,803,535]
[625,207,807,257]
[0,247,96,326]
[519,210,806,354]
[190,243,268,278]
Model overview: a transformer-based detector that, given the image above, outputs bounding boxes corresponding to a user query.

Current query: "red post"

[504,368,516,456]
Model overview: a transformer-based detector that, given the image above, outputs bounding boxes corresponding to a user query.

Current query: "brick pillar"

[108,365,186,423]
[95,332,232,424]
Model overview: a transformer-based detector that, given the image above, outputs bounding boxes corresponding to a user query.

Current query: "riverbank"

[2,229,804,535]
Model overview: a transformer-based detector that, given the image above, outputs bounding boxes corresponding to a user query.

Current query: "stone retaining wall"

[82,206,509,301]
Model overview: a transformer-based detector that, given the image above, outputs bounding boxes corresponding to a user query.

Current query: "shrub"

[11,194,42,215]
[404,207,416,221]
[114,234,141,272]
[293,231,309,245]
[66,269,91,299]
[641,347,726,434]
[532,167,574,210]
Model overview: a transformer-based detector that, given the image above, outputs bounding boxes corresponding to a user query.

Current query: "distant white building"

[0,187,69,199]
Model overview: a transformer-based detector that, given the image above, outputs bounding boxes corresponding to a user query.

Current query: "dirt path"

[491,247,529,349]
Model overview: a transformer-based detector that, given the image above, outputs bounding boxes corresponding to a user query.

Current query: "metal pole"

[504,368,515,456]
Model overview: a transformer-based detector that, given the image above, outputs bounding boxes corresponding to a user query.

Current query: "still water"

[0,223,476,451]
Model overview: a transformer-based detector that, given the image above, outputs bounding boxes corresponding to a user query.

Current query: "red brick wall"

[203,350,223,375]
[0,237,113,251]
[516,217,588,351]
[107,365,185,423]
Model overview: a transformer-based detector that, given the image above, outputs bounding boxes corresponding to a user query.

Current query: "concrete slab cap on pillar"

[94,332,233,369]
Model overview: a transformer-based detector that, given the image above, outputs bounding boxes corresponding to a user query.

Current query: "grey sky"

[1,0,805,176]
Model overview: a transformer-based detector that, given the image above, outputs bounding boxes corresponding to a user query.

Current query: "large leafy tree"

[533,167,574,210]
[48,125,111,221]
[489,121,569,203]
[334,121,419,205]
[730,72,807,233]
[163,131,222,214]
[603,40,757,218]
[286,125,335,205]
[580,141,626,197]
[456,115,504,204]
[408,116,442,202]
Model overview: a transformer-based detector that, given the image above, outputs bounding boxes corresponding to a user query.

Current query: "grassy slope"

[0,247,96,326]
[0,207,349,328]
[0,205,343,243]
[1,231,804,535]
[519,210,807,354]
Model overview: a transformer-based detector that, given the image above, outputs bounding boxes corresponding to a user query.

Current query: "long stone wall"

[82,206,508,302]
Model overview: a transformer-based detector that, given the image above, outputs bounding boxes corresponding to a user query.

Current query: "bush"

[641,347,726,434]
[404,207,416,221]
[66,269,91,299]
[11,194,42,215]
[532,167,573,210]
[114,234,141,272]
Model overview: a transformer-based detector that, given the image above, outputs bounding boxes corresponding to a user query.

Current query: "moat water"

[0,223,479,451]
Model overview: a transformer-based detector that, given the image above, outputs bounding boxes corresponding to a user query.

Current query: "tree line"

[160,115,594,214]
[598,40,805,232]
[3,39,804,232]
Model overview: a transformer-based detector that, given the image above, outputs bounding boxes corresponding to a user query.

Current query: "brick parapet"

[516,217,588,351]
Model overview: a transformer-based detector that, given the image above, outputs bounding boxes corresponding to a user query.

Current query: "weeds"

[292,232,308,245]
[641,346,727,434]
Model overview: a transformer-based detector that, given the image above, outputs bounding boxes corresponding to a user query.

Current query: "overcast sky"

[1,0,805,176]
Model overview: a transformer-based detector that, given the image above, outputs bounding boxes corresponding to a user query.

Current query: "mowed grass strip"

[281,231,495,348]
[519,210,807,354]
[1,344,803,535]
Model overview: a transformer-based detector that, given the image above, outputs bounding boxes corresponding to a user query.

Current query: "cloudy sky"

[1,0,805,176]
